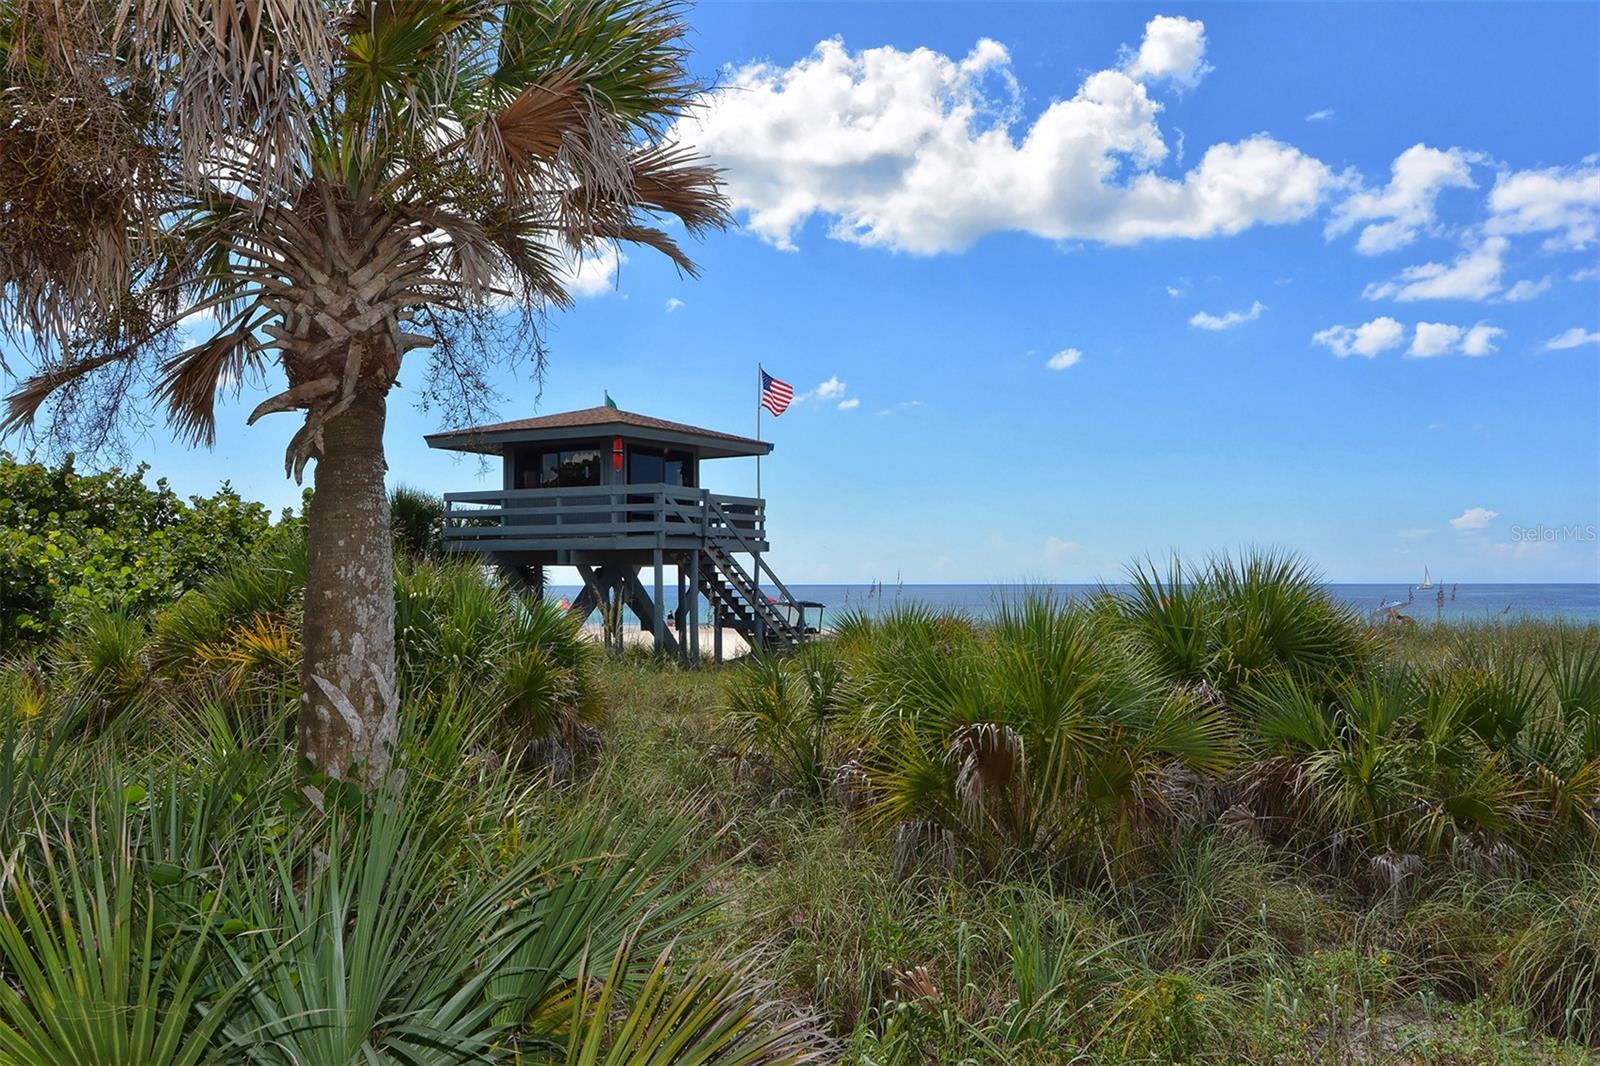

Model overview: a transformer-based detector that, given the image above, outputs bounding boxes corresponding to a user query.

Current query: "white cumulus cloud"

[1408,321,1504,358]
[1046,347,1083,370]
[1487,163,1600,250]
[664,297,684,313]
[679,23,1334,255]
[1328,144,1477,255]
[1189,300,1265,330]
[797,376,848,402]
[1544,326,1600,350]
[1461,323,1505,357]
[1409,322,1464,358]
[1449,506,1499,531]
[837,397,861,410]
[1363,237,1506,302]
[561,245,625,297]
[1312,316,1405,358]
[1122,15,1211,90]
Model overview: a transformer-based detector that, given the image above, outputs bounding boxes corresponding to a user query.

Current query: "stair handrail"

[703,495,805,633]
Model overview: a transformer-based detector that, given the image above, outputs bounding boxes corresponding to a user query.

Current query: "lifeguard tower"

[426,406,820,661]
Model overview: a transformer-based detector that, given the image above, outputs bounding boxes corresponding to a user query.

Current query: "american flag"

[760,369,793,417]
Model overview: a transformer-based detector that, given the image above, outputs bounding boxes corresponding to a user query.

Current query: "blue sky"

[10,3,1600,583]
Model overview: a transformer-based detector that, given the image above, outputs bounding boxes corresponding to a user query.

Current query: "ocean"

[545,582,1600,626]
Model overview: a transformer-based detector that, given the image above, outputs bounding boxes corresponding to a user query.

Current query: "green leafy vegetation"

[0,586,826,1063]
[0,454,283,644]
[2,472,1595,1061]
[690,554,1600,1061]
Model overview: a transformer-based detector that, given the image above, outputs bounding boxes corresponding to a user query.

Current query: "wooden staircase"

[697,541,808,651]
[556,494,817,659]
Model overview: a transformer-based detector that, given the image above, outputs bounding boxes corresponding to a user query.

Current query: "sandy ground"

[579,621,752,659]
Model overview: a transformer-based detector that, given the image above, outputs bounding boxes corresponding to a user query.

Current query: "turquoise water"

[549,583,1600,626]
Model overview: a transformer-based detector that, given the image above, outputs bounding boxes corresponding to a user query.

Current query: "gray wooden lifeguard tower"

[425,406,819,660]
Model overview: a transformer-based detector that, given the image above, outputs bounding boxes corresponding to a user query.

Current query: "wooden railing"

[441,484,767,550]
[703,496,805,630]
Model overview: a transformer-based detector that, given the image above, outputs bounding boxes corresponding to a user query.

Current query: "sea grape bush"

[0,454,286,643]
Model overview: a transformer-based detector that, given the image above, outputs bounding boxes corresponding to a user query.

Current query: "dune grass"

[588,557,1600,1063]
[1,541,1596,1062]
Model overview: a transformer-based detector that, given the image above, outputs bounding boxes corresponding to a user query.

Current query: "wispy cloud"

[876,400,926,417]
[1327,144,1478,255]
[1045,535,1083,562]
[837,397,861,410]
[1305,108,1335,122]
[561,245,626,298]
[1407,321,1503,358]
[1410,322,1463,358]
[1501,277,1550,303]
[664,297,684,313]
[1189,300,1265,331]
[1449,506,1499,531]
[1046,347,1083,370]
[1544,326,1600,350]
[1461,323,1505,357]
[1363,237,1506,302]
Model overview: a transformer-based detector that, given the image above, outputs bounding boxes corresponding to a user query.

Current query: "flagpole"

[754,363,765,648]
[756,362,763,501]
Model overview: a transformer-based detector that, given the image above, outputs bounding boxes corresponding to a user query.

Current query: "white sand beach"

[579,621,752,658]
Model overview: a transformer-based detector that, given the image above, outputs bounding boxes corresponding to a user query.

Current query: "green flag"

[604,391,618,410]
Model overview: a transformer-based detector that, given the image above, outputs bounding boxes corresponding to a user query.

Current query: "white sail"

[1418,566,1433,590]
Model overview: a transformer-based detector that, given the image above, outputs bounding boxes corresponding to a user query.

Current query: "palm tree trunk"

[298,389,397,790]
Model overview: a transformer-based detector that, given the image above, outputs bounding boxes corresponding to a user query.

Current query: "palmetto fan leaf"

[1,0,727,478]
[864,593,1236,870]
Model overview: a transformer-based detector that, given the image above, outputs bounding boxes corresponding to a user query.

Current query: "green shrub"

[0,669,825,1064]
[0,454,283,644]
[0,808,242,1065]
[858,593,1233,871]
[395,559,599,759]
[725,645,848,798]
[1112,551,1375,700]
[389,484,445,560]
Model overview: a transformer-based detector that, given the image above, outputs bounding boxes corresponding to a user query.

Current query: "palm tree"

[0,0,726,788]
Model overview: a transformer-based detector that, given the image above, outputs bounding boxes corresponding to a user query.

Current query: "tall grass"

[709,552,1600,1056]
[5,541,1596,1061]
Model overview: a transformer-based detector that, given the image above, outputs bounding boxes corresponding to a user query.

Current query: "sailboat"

[1417,566,1433,590]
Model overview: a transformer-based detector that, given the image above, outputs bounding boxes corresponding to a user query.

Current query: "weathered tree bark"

[298,388,397,789]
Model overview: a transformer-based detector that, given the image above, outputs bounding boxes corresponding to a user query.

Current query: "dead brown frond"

[485,65,593,178]
[1,0,726,468]
[157,318,265,446]
[949,721,1026,826]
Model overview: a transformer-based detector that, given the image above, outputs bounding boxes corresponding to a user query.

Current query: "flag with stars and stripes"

[760,369,793,417]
